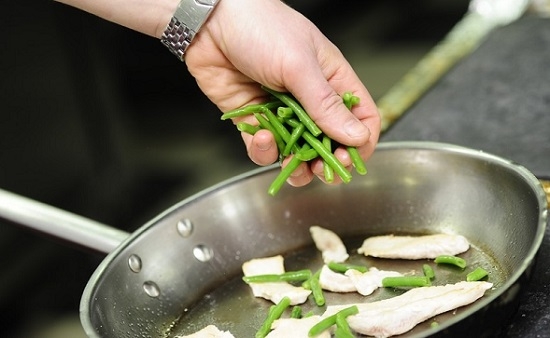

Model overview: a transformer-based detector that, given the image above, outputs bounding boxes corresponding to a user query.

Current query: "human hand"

[185,0,380,186]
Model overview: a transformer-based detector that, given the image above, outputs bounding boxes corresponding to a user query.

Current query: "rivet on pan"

[143,281,160,298]
[176,219,194,237]
[193,244,214,262]
[128,254,142,273]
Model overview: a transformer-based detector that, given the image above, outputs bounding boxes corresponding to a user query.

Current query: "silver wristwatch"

[161,0,220,62]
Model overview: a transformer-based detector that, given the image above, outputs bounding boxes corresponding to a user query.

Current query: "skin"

[55,0,381,187]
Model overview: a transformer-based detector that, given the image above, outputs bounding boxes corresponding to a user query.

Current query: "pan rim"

[79,141,548,338]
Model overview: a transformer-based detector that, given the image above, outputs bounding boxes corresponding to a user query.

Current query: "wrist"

[160,0,221,61]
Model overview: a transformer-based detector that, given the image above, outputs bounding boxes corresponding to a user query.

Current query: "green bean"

[327,261,368,274]
[302,131,353,183]
[253,112,286,154]
[382,276,431,288]
[342,92,354,110]
[236,122,261,135]
[422,264,435,280]
[256,296,291,338]
[285,118,301,129]
[309,269,325,306]
[277,106,294,119]
[282,122,305,156]
[303,310,315,318]
[262,87,322,136]
[308,305,358,337]
[243,269,312,284]
[261,106,292,143]
[221,100,282,120]
[347,146,367,175]
[290,306,302,319]
[335,312,355,338]
[295,148,319,162]
[466,267,489,281]
[434,255,467,269]
[322,135,334,183]
[268,144,311,196]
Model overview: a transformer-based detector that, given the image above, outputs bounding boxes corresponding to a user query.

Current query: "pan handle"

[0,189,129,254]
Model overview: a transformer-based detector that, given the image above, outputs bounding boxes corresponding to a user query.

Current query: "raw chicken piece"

[319,264,357,293]
[177,324,235,338]
[242,255,311,305]
[310,225,349,263]
[324,281,493,337]
[266,316,330,338]
[345,267,402,296]
[357,234,470,259]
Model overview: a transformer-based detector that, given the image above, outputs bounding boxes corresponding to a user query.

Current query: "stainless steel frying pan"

[0,142,547,337]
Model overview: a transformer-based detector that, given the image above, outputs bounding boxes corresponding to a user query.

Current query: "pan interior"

[80,142,547,338]
[171,236,506,337]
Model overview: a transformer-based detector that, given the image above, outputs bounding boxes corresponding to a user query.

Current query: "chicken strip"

[357,233,470,259]
[177,324,235,338]
[319,264,357,293]
[345,267,402,296]
[310,225,349,263]
[266,316,330,338]
[324,281,493,337]
[242,255,311,305]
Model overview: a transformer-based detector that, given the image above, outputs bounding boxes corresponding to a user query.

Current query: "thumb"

[284,71,372,147]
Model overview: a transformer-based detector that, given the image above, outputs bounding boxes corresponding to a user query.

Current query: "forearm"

[54,0,179,38]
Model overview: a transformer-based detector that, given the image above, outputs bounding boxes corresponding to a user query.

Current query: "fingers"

[283,40,380,150]
[243,129,279,166]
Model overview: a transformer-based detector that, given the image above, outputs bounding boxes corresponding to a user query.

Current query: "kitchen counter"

[380,15,550,337]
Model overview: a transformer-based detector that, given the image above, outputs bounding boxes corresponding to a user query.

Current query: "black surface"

[381,15,550,338]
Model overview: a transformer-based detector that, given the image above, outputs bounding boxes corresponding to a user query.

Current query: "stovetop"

[381,15,550,337]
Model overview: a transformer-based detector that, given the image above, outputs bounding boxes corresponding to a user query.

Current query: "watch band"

[161,0,220,62]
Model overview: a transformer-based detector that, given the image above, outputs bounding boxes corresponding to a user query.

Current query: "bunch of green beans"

[221,87,367,195]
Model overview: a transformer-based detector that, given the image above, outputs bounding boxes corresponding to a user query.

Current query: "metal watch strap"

[161,0,220,62]
[161,17,194,62]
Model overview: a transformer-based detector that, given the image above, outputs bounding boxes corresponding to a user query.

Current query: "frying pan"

[0,142,547,337]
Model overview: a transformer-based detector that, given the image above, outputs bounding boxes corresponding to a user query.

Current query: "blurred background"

[0,1,470,337]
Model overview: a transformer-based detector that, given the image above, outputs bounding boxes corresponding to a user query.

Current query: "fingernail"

[257,140,272,151]
[344,119,368,138]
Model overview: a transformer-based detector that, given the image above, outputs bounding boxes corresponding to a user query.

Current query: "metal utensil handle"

[0,189,129,254]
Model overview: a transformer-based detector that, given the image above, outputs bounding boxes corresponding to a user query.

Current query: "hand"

[185,0,380,187]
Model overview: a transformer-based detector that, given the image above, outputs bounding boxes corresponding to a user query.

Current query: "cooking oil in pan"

[168,237,505,337]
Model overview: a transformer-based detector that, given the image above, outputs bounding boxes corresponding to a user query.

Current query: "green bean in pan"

[422,264,435,280]
[290,306,302,319]
[220,100,282,120]
[309,269,325,306]
[302,131,353,183]
[308,305,358,337]
[382,276,431,288]
[255,296,291,338]
[242,269,312,283]
[328,261,368,274]
[261,86,323,136]
[335,312,355,338]
[434,255,467,269]
[466,267,489,281]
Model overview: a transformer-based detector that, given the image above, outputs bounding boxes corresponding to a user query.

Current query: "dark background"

[0,1,469,336]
